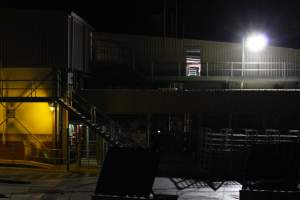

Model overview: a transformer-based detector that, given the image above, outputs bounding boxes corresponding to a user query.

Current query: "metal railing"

[202,128,300,152]
[0,133,64,166]
[148,61,300,78]
[0,68,62,98]
[71,94,142,147]
[198,128,300,177]
[0,80,56,97]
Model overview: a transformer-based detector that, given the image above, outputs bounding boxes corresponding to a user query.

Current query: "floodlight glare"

[245,33,268,52]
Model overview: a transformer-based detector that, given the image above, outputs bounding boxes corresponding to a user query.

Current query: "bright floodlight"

[245,33,268,52]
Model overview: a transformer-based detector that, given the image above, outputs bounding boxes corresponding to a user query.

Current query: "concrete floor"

[153,178,241,200]
[0,167,242,200]
[0,167,98,200]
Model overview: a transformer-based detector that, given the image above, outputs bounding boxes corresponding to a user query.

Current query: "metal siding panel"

[0,39,4,67]
[71,16,93,73]
[94,33,300,78]
[84,28,89,72]
[72,19,83,71]
[0,9,68,68]
[296,51,300,76]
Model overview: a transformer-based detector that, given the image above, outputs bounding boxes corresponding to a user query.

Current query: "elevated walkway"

[80,89,300,114]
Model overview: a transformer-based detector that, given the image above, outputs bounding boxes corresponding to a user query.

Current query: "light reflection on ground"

[153,177,242,200]
[0,167,243,200]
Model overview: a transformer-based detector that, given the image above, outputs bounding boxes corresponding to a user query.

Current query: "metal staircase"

[58,95,139,148]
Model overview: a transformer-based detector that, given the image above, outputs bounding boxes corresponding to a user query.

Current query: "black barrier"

[95,147,159,197]
[243,142,300,191]
[240,190,300,200]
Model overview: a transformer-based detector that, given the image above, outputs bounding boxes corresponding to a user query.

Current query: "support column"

[86,126,90,167]
[52,102,58,164]
[61,107,69,170]
[76,125,81,167]
[96,132,102,166]
[146,114,151,147]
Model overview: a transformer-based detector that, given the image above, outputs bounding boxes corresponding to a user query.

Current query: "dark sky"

[3,0,300,48]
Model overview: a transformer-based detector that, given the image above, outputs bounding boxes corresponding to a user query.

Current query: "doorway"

[185,48,201,76]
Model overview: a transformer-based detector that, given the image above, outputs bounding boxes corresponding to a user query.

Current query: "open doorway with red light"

[185,48,201,76]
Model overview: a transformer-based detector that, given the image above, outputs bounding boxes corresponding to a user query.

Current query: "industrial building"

[1,8,300,179]
[88,32,300,177]
[0,8,95,168]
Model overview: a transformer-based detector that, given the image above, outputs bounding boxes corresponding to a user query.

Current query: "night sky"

[2,0,300,48]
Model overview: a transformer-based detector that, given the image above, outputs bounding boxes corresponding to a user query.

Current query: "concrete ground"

[153,178,241,200]
[0,167,99,200]
[0,167,242,200]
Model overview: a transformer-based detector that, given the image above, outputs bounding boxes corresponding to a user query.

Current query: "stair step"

[58,98,133,147]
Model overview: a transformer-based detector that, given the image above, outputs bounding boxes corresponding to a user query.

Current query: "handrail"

[74,97,135,145]
[203,128,300,151]
[72,94,113,122]
[146,61,300,78]
[60,94,143,147]
[0,69,58,98]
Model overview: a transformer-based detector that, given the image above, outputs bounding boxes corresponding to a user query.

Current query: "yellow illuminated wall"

[0,67,56,161]
[0,68,53,97]
[0,102,54,161]
[16,103,53,135]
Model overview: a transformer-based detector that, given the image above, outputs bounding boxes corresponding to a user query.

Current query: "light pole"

[241,33,268,76]
[242,37,245,76]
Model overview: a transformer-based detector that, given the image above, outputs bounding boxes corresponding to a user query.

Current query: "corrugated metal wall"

[0,68,55,97]
[80,89,300,114]
[95,32,300,78]
[0,9,68,68]
[0,9,93,73]
[95,40,133,65]
[69,13,93,73]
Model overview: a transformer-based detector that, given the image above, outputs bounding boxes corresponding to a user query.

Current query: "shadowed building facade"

[1,9,300,177]
[0,8,94,167]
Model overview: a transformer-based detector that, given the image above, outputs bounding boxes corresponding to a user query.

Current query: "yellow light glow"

[0,101,54,160]
[49,106,55,112]
[48,102,55,112]
[15,102,53,135]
